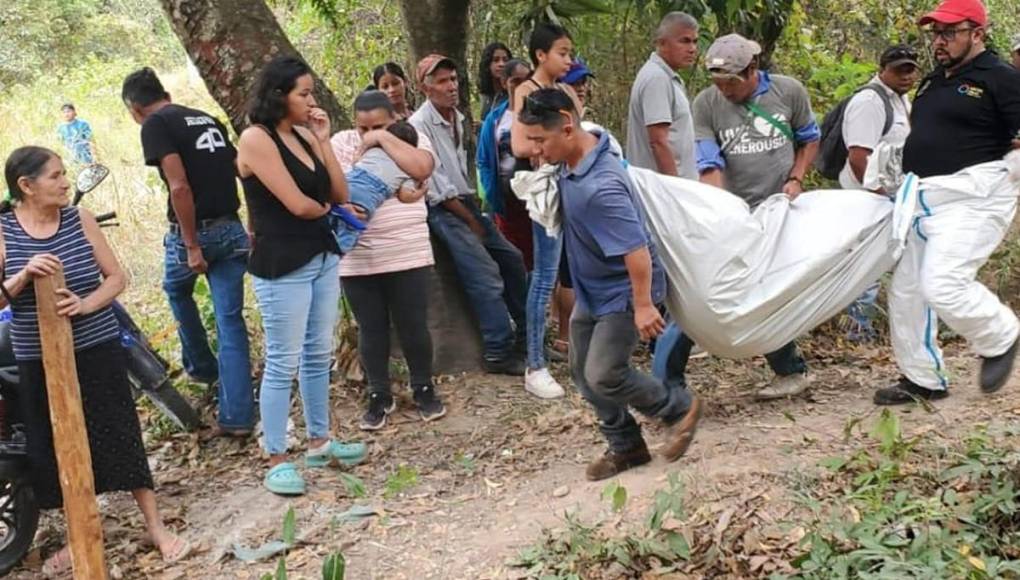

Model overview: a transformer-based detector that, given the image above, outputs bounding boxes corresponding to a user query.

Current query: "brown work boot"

[660,396,702,462]
[585,443,652,481]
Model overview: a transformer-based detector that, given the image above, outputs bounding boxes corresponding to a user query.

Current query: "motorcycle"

[0,165,202,575]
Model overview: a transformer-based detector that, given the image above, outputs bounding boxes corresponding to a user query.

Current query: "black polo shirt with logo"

[903,51,1020,178]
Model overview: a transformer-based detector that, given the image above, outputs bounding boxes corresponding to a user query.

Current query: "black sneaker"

[483,356,526,376]
[413,384,446,422]
[873,377,949,406]
[980,336,1019,394]
[360,392,396,431]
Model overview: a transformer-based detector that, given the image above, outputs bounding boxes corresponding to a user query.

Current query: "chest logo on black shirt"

[916,79,932,98]
[957,84,984,99]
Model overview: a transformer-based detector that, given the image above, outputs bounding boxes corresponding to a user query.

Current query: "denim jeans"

[163,219,253,430]
[526,222,562,369]
[665,331,807,386]
[570,304,692,453]
[427,197,527,360]
[334,167,390,254]
[846,282,881,341]
[253,253,340,455]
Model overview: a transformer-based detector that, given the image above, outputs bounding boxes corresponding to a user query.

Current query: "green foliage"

[384,465,420,498]
[987,235,1020,310]
[339,473,367,498]
[273,0,408,114]
[514,472,689,577]
[282,506,298,545]
[0,0,184,92]
[455,451,478,474]
[787,420,1020,578]
[321,552,347,580]
[193,277,219,350]
[601,480,628,513]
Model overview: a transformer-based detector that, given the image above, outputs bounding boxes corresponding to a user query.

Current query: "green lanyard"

[743,101,795,141]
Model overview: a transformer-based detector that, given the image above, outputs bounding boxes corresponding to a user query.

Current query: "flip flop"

[42,547,72,578]
[264,462,306,495]
[159,534,193,564]
[305,440,368,468]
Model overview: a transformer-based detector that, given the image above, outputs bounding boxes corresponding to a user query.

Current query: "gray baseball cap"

[705,34,762,76]
[1012,33,1020,53]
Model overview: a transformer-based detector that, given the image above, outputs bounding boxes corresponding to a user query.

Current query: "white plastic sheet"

[629,167,916,358]
[512,150,1018,361]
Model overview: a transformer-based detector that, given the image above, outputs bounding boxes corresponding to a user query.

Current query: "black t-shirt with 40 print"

[140,103,241,223]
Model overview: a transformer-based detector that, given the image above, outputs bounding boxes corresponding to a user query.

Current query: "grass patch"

[515,412,1020,579]
[383,465,419,499]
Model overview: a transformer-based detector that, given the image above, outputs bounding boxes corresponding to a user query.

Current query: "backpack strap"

[743,101,795,141]
[858,84,895,137]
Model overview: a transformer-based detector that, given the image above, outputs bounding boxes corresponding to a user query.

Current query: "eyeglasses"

[926,26,977,42]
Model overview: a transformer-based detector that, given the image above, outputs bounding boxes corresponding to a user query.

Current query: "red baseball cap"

[416,54,457,85]
[918,0,987,26]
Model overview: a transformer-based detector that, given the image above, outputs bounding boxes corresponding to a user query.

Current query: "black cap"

[61,102,75,111]
[880,45,920,69]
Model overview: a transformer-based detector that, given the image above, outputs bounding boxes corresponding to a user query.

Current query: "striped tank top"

[0,207,120,361]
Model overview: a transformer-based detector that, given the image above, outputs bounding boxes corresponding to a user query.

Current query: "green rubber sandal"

[305,440,368,468]
[264,462,306,496]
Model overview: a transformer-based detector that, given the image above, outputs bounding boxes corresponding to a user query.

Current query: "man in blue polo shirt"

[517,88,702,481]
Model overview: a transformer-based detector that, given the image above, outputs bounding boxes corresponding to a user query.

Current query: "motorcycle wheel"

[0,460,38,577]
[140,379,202,432]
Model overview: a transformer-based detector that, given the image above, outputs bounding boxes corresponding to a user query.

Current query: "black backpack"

[815,84,894,180]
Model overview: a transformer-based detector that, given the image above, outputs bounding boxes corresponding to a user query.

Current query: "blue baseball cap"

[560,59,594,85]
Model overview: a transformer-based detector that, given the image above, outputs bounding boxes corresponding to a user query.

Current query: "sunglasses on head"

[885,48,919,61]
[524,93,567,115]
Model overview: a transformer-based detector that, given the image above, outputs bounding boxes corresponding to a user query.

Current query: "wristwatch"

[786,176,802,185]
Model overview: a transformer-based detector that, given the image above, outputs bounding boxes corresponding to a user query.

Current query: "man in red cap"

[876,0,1020,406]
[409,54,530,377]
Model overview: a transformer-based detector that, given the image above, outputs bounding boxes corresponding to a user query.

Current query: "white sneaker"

[525,368,566,399]
[756,373,810,400]
[690,344,709,359]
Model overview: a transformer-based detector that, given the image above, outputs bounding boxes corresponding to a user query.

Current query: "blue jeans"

[163,219,253,430]
[526,222,562,369]
[253,253,340,455]
[662,328,807,387]
[846,282,880,341]
[333,168,390,254]
[427,197,527,360]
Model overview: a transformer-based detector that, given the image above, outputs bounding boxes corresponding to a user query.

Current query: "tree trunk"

[397,0,490,374]
[398,0,473,112]
[157,0,349,133]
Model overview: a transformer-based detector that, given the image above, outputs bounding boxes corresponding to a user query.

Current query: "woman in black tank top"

[237,56,367,497]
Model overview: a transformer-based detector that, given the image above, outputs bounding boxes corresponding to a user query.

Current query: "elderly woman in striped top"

[1,146,189,576]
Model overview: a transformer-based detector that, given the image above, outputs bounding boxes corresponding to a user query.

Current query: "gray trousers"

[570,304,691,452]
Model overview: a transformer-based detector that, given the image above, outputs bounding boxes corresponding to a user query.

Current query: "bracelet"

[786,176,802,184]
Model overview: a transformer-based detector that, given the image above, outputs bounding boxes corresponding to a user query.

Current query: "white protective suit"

[512,151,1020,364]
[889,158,1020,390]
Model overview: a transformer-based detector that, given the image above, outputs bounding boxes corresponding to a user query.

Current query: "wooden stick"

[35,267,108,579]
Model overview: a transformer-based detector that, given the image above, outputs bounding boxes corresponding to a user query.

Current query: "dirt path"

[13,339,1020,579]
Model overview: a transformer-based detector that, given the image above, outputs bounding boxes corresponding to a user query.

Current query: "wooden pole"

[35,267,108,580]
